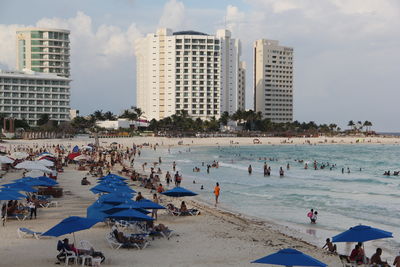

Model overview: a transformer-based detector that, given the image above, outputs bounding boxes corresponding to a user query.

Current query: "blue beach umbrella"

[87,202,114,221]
[42,216,101,237]
[72,145,80,152]
[106,209,154,222]
[136,199,165,209]
[332,224,393,243]
[2,183,37,193]
[97,192,134,204]
[161,187,198,197]
[0,191,24,200]
[252,248,327,266]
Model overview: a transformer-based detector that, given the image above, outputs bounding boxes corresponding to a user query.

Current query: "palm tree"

[348,120,355,130]
[92,110,104,121]
[133,107,144,120]
[363,121,373,132]
[329,123,337,132]
[357,121,363,132]
[219,111,230,126]
[103,111,116,120]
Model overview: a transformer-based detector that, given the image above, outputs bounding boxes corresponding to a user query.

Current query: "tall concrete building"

[135,28,243,121]
[16,28,70,77]
[254,39,293,122]
[238,61,246,111]
[0,69,71,126]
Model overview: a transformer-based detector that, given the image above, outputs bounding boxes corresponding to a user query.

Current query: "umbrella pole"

[73,232,76,246]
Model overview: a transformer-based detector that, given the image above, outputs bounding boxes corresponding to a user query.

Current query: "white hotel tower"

[254,39,294,122]
[135,28,244,121]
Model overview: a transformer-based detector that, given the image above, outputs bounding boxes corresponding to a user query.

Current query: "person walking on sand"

[214,183,220,206]
[152,194,159,220]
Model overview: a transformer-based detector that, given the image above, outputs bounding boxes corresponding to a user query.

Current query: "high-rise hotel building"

[135,28,244,120]
[16,28,70,77]
[254,39,293,122]
[0,28,71,126]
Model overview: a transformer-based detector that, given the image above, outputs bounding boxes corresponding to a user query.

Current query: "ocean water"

[139,144,400,258]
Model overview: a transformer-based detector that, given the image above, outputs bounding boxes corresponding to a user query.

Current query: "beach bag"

[307,212,312,218]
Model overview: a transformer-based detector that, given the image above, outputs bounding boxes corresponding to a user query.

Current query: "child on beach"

[311,211,318,224]
[214,183,220,206]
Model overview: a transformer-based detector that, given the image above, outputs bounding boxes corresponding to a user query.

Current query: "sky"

[0,0,399,131]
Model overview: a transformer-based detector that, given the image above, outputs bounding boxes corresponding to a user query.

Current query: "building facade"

[16,28,70,77]
[135,28,243,121]
[238,61,246,111]
[253,39,293,123]
[0,70,71,126]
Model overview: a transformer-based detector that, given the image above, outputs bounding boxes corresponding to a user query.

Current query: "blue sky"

[1,0,400,131]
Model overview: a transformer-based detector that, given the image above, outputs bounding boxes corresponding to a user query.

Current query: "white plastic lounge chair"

[65,250,78,266]
[17,227,42,239]
[150,229,173,240]
[105,233,122,250]
[78,240,93,266]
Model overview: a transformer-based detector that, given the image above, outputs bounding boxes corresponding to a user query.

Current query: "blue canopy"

[42,216,101,237]
[97,192,134,204]
[252,248,327,266]
[106,209,154,221]
[332,225,393,243]
[90,184,135,194]
[161,187,198,197]
[72,145,80,152]
[98,173,128,181]
[136,199,165,209]
[0,191,24,200]
[87,202,113,221]
[13,177,56,187]
[2,182,37,193]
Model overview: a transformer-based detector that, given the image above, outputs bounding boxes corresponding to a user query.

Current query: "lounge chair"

[106,232,149,250]
[166,204,200,216]
[17,227,42,239]
[8,213,27,221]
[149,229,173,240]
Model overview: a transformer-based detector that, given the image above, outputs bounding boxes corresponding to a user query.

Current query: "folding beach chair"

[17,227,42,239]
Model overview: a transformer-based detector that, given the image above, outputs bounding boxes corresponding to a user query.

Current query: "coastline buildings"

[16,28,71,77]
[253,39,293,122]
[0,69,71,126]
[135,28,244,121]
[0,28,71,127]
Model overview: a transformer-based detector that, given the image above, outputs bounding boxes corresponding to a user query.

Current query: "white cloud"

[158,0,185,29]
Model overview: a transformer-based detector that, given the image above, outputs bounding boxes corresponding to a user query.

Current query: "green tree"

[37,114,50,126]
[348,120,355,130]
[219,111,230,126]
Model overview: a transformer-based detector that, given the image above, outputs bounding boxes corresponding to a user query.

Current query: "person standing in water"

[248,165,252,175]
[279,167,284,177]
[214,182,220,206]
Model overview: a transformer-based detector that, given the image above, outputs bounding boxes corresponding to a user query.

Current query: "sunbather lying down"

[112,229,146,244]
[166,203,200,216]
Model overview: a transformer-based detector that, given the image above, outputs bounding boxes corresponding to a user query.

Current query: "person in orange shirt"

[214,182,220,206]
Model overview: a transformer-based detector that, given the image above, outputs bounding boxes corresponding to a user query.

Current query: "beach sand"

[2,136,396,266]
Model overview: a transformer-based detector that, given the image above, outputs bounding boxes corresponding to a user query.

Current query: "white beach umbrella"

[81,145,93,151]
[10,151,29,159]
[15,161,52,173]
[37,159,54,167]
[25,170,46,178]
[0,155,14,164]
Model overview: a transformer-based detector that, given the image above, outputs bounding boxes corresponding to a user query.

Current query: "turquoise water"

[140,144,400,257]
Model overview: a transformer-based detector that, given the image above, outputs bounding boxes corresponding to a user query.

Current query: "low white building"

[0,69,71,126]
[96,119,149,130]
